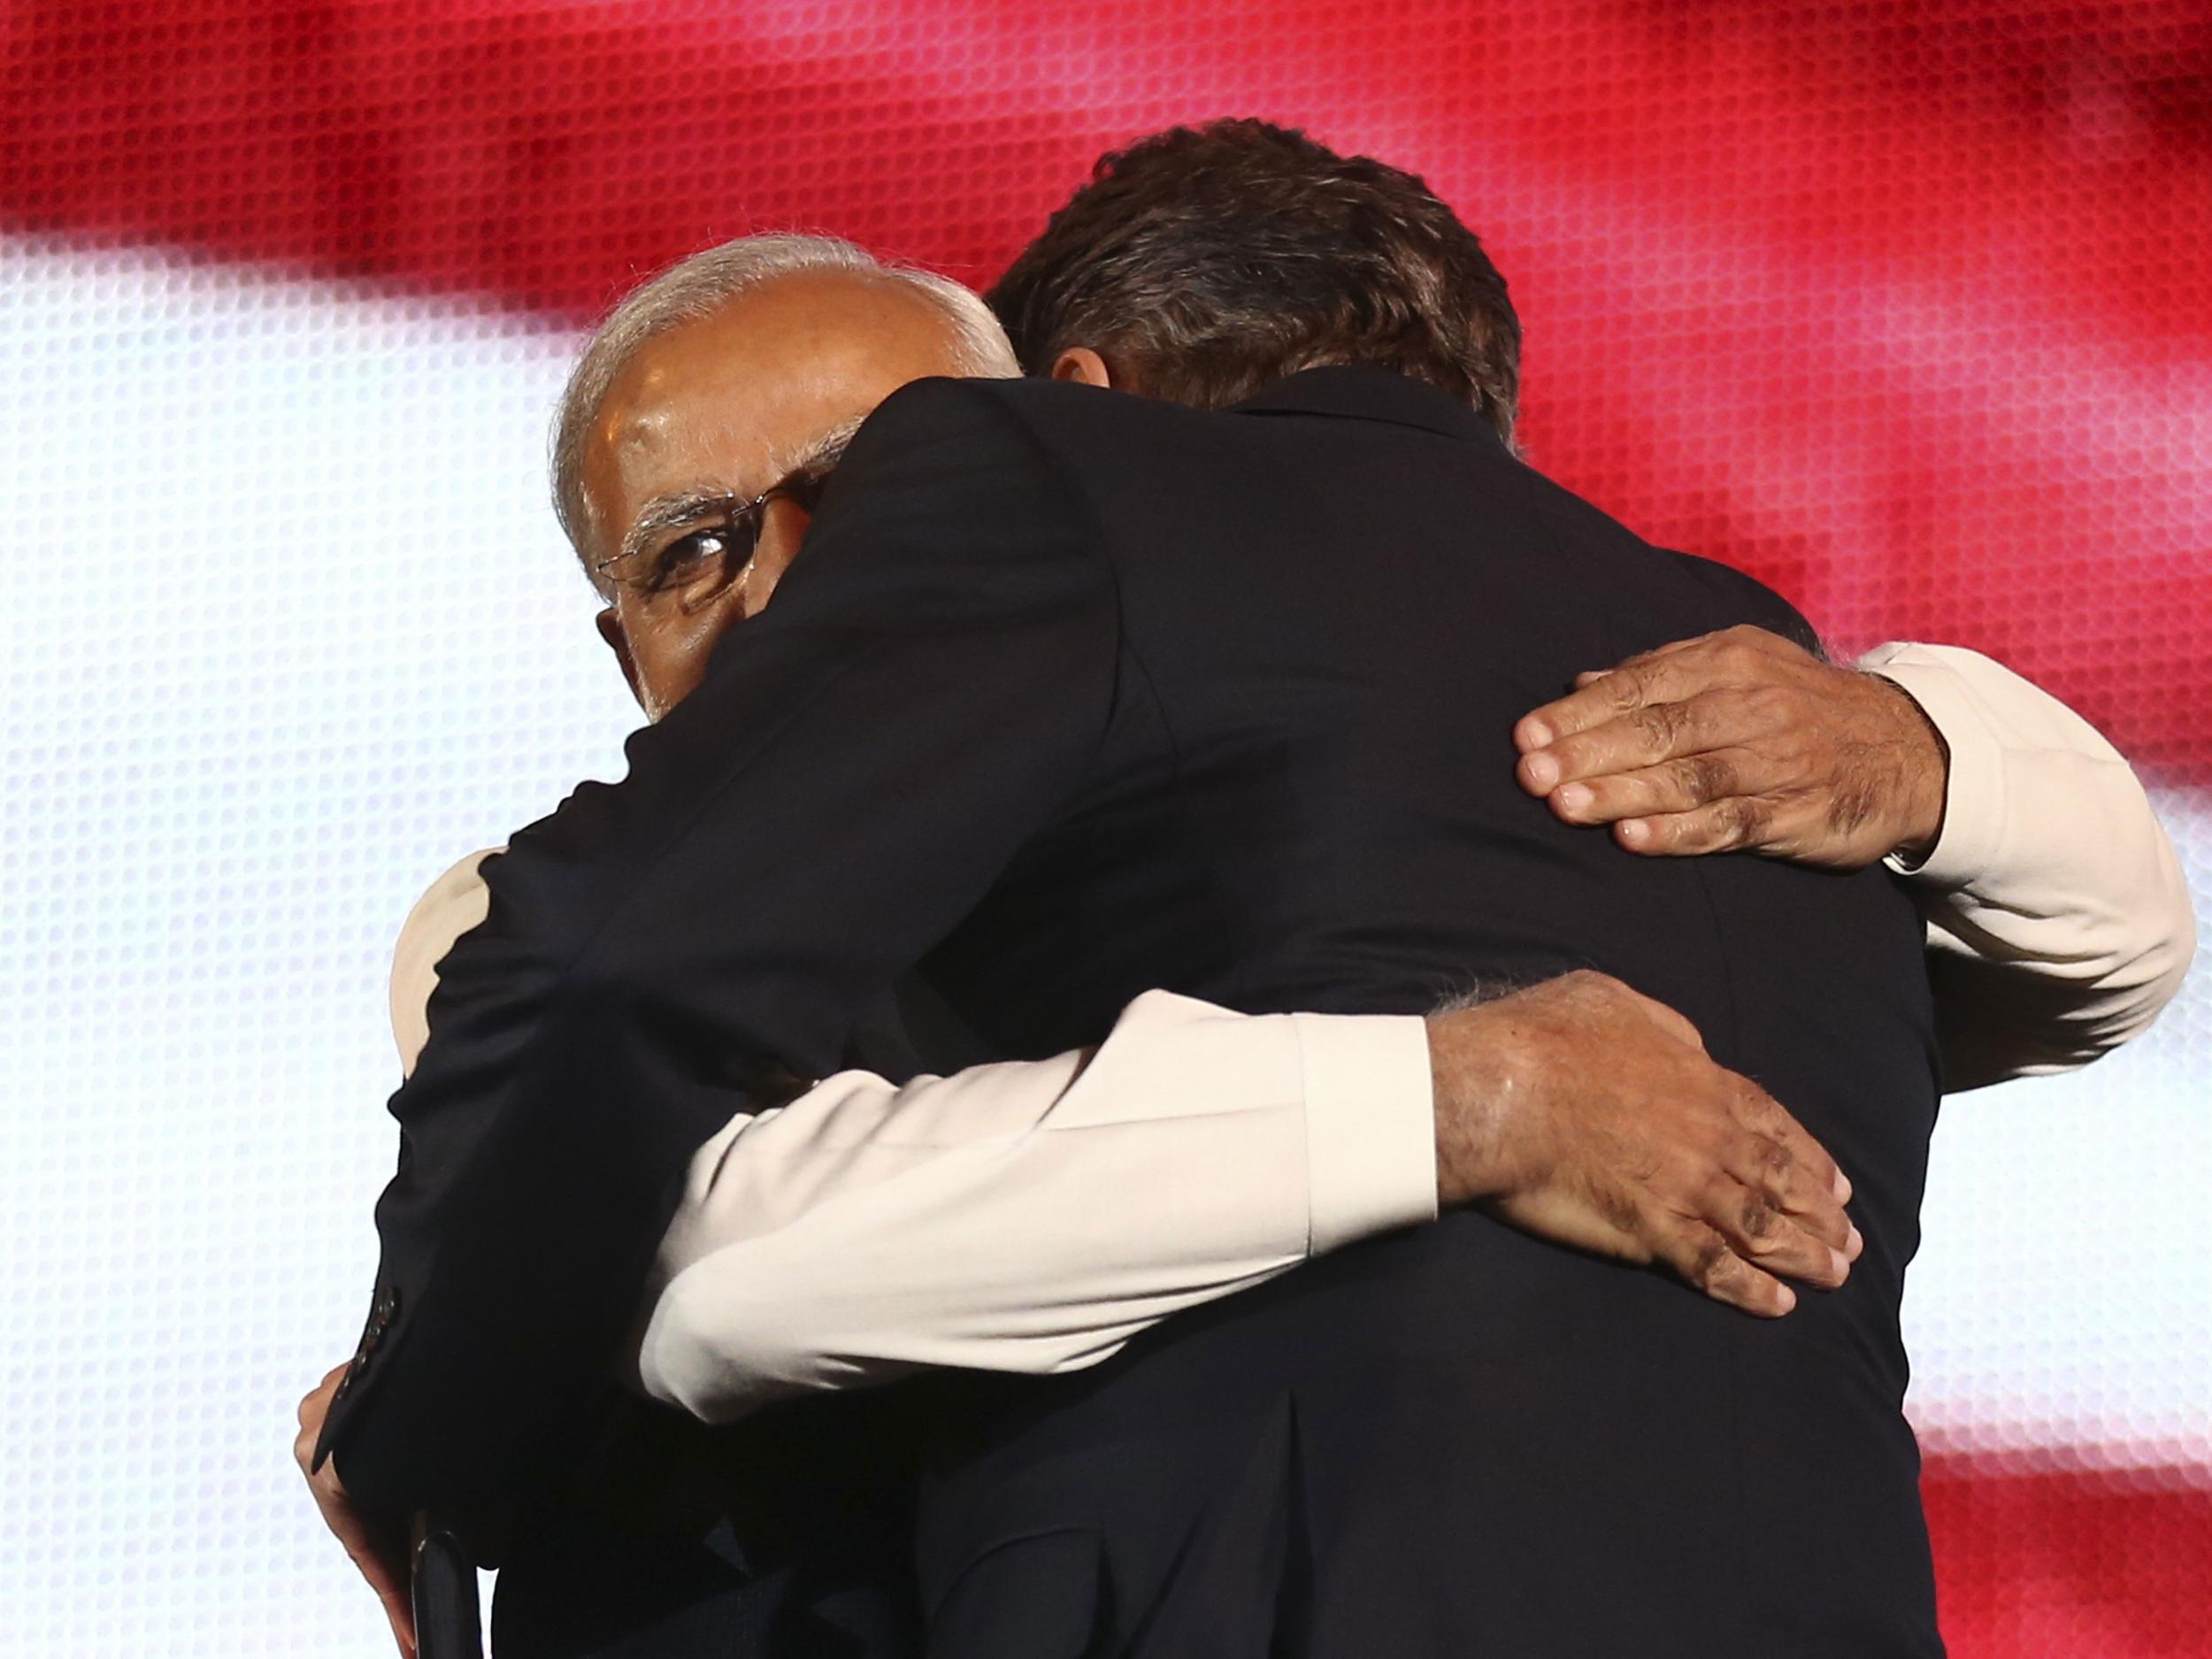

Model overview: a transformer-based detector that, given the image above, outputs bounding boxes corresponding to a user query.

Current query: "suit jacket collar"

[1231,364,1505,449]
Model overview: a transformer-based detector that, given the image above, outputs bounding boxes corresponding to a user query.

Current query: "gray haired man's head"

[552,232,1017,574]
[557,232,1017,722]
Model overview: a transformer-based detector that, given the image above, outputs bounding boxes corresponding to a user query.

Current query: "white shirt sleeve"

[637,993,1436,1424]
[389,641,2195,1421]
[1859,641,2196,1092]
[388,849,496,1074]
[382,862,1436,1424]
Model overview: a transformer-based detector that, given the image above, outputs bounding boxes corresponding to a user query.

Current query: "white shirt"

[1863,644,2196,1088]
[386,644,2194,1425]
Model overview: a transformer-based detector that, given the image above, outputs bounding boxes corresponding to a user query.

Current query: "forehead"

[580,270,967,547]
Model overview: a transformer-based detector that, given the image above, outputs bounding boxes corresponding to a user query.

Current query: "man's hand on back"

[1427,971,1860,1317]
[1511,625,1949,868]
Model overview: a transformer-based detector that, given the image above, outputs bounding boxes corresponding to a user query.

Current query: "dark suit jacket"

[322,365,1941,1657]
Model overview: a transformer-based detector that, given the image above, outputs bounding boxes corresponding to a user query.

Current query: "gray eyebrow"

[777,415,864,480]
[614,487,746,569]
[608,414,866,573]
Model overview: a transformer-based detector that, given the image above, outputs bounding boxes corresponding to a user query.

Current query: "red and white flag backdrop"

[0,4,2203,1654]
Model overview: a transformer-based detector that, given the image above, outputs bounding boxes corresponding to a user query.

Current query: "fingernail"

[1775,1284,1797,1314]
[1556,782,1592,816]
[1845,1224,1863,1261]
[1522,752,1559,791]
[1618,818,1651,847]
[1831,1248,1851,1282]
[1520,718,1554,749]
[1834,1171,1853,1204]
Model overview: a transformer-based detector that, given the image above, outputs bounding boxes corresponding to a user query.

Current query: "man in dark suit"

[311,122,2055,1654]
[892,124,1943,1654]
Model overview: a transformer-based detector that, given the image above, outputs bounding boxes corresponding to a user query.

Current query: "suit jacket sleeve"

[317,377,1120,1518]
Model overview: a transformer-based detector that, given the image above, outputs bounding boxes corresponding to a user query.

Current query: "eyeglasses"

[593,463,837,603]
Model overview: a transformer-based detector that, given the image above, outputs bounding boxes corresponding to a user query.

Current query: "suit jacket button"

[354,1287,401,1366]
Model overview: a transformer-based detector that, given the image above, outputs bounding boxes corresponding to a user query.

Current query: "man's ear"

[1051,347,1115,389]
[595,606,648,710]
[741,496,813,618]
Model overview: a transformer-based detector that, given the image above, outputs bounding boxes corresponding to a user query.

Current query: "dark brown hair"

[987,120,1522,442]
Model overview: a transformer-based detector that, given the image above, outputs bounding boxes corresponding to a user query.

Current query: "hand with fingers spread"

[1427,971,1860,1316]
[1512,624,1950,869]
[296,1363,418,1658]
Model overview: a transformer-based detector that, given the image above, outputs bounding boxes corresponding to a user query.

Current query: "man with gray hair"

[306,130,2187,1658]
[549,234,1018,724]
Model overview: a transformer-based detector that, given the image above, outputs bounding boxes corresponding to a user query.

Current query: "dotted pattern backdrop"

[0,4,2205,1655]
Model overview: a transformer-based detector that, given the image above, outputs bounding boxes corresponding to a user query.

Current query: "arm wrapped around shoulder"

[320,379,1122,1519]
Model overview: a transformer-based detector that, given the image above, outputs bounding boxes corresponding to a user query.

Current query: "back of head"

[987,119,1522,442]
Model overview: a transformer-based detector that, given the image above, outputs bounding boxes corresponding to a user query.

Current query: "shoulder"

[767,378,1121,625]
[862,374,1199,464]
[810,378,1071,530]
[853,373,1033,436]
[1662,549,1824,657]
[830,376,1091,503]
[816,376,1178,566]
[849,374,1099,455]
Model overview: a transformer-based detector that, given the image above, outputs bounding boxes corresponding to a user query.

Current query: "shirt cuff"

[1859,644,2007,890]
[1293,1011,1439,1256]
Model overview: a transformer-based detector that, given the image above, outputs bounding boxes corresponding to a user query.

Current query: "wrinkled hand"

[1427,971,1860,1316]
[1512,625,1949,869]
[296,1363,416,1657]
